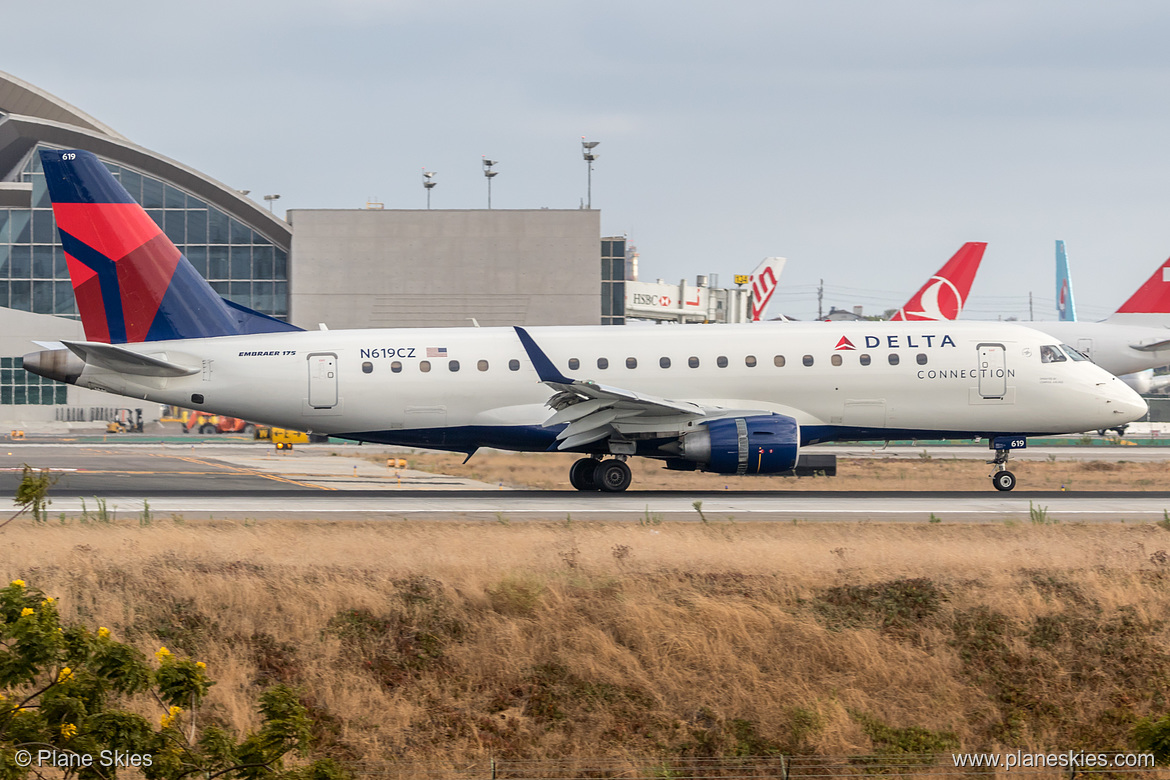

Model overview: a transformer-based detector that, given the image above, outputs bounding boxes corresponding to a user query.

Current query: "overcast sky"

[7,0,1170,321]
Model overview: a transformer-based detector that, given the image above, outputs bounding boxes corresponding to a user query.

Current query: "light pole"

[422,168,437,209]
[581,138,599,209]
[263,194,281,213]
[482,157,498,209]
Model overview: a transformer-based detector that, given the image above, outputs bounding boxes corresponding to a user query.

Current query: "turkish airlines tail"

[1107,255,1170,326]
[889,242,986,321]
[1055,240,1077,321]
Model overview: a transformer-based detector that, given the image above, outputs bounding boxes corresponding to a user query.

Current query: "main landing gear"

[569,456,632,492]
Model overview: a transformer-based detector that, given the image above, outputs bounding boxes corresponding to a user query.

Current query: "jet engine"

[676,414,800,475]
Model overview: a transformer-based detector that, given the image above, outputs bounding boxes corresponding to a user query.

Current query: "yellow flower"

[60,723,77,740]
[196,661,206,670]
[97,627,110,639]
[41,596,54,606]
[154,646,172,662]
[160,705,182,729]
[57,667,73,683]
[20,607,34,618]
[10,579,25,589]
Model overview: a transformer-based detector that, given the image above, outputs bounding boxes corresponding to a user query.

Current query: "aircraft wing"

[1130,338,1170,353]
[514,327,772,450]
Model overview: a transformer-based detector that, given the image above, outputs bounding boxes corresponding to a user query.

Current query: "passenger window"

[508,359,520,371]
[745,355,757,367]
[568,358,580,370]
[802,355,813,367]
[1041,345,1067,363]
[916,353,927,365]
[449,360,460,372]
[597,357,609,369]
[688,356,700,368]
[477,360,489,372]
[859,354,871,366]
[660,357,671,368]
[774,355,785,367]
[888,354,900,366]
[717,356,728,368]
[362,362,373,374]
[626,357,637,369]
[391,361,402,373]
[420,360,431,373]
[830,354,842,367]
[1061,344,1089,361]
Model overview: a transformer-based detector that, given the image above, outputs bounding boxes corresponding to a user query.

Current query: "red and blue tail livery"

[39,149,301,343]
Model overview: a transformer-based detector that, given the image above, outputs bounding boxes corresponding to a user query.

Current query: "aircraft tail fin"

[1055,240,1077,322]
[889,242,986,321]
[38,149,302,343]
[1107,255,1170,325]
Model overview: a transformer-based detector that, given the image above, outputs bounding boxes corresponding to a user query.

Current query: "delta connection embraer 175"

[23,150,1147,492]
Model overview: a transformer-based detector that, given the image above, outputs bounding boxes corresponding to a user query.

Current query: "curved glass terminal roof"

[0,69,290,320]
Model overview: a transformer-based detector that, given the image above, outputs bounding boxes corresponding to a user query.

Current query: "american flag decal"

[426,347,448,358]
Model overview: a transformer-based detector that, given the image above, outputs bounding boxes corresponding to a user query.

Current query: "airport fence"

[349,754,1168,780]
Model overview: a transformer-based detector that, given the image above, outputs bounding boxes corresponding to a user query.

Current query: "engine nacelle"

[677,415,800,475]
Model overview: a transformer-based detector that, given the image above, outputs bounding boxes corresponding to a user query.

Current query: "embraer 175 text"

[23,150,1148,492]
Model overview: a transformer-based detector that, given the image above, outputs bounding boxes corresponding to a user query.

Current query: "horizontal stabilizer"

[63,340,200,377]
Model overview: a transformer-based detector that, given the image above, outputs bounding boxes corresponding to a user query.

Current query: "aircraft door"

[307,353,338,409]
[1077,338,1094,361]
[977,343,1006,398]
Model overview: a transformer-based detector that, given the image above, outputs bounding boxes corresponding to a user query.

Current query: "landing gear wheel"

[992,470,1016,492]
[596,459,633,493]
[569,458,600,491]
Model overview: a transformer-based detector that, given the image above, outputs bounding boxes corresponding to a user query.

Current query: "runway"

[2,441,1169,522]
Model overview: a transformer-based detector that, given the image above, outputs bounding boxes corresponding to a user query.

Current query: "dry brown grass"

[352,448,1170,491]
[6,518,1170,763]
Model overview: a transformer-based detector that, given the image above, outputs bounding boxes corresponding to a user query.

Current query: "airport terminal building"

[0,70,622,425]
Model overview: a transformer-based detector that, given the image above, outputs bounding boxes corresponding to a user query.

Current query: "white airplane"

[1044,241,1170,398]
[23,150,1147,492]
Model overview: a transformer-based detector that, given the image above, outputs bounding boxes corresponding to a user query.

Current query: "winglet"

[514,327,573,384]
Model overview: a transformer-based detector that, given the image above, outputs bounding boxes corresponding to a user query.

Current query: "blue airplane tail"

[1055,240,1077,322]
[38,149,303,343]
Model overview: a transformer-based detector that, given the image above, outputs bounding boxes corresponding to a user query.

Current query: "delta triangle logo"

[835,336,856,351]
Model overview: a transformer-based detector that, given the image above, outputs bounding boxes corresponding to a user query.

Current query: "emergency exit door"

[977,343,1006,398]
[308,353,338,408]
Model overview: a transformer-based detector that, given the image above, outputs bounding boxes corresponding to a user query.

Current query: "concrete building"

[0,70,620,426]
[289,209,601,329]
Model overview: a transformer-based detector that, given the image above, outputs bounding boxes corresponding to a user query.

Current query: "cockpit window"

[1040,345,1067,363]
[1060,344,1090,361]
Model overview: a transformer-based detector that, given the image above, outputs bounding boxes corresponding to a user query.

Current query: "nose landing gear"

[987,436,1026,491]
[569,456,632,492]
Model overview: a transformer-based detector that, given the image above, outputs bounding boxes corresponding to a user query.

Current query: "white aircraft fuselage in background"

[1026,320,1170,381]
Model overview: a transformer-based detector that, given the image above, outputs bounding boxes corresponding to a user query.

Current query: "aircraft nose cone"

[1105,379,1148,423]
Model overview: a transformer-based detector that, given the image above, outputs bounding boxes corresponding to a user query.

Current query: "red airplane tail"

[889,242,986,321]
[1109,256,1170,323]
